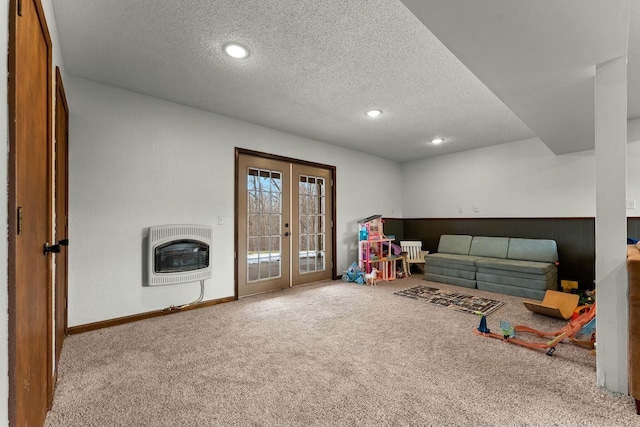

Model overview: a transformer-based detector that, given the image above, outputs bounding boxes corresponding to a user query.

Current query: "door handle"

[43,242,61,255]
[58,239,69,246]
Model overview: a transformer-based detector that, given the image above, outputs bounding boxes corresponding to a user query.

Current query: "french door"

[236,151,334,297]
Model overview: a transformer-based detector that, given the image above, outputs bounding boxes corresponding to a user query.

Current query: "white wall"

[402,125,640,219]
[66,76,403,326]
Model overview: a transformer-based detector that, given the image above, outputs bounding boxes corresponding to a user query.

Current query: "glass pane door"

[298,175,325,274]
[291,164,333,286]
[238,155,290,296]
[237,153,334,296]
[247,168,283,282]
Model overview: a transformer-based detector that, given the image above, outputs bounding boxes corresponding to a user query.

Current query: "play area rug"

[394,285,505,316]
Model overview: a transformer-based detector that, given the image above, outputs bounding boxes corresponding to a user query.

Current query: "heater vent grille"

[149,269,211,286]
[147,224,212,286]
[150,225,212,243]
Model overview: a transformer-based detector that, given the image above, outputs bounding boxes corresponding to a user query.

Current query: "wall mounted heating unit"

[147,224,212,286]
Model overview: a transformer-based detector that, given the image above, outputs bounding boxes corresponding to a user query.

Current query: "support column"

[595,55,628,394]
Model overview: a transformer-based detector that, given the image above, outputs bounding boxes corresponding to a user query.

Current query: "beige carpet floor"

[45,276,637,426]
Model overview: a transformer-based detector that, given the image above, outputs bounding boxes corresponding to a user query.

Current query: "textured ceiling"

[51,0,639,162]
[403,0,635,155]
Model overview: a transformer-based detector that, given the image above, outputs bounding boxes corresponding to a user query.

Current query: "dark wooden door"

[54,67,69,368]
[8,0,54,425]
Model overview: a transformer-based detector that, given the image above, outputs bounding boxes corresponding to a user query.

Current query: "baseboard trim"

[49,370,58,409]
[67,296,236,335]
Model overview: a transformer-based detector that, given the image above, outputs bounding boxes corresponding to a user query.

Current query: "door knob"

[283,232,291,237]
[58,239,69,246]
[43,242,61,255]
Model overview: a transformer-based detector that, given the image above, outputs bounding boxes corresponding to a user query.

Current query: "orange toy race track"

[473,303,596,356]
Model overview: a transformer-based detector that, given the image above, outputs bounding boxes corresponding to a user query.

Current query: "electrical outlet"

[473,205,480,213]
[458,207,464,214]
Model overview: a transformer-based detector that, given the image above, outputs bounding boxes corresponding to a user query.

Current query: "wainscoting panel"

[627,217,640,241]
[385,218,596,290]
[381,218,403,243]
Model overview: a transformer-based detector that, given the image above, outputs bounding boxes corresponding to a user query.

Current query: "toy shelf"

[356,215,405,282]
[358,238,403,281]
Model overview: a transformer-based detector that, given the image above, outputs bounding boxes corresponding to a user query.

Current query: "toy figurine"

[365,268,379,286]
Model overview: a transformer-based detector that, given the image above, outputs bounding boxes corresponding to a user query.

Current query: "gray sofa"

[424,235,558,299]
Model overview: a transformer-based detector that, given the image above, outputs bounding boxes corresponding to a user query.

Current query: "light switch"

[627,199,636,209]
[218,216,224,225]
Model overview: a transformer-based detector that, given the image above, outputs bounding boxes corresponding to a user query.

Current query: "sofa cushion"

[476,266,555,281]
[425,253,478,268]
[475,258,556,275]
[424,273,477,289]
[437,235,473,255]
[425,265,476,280]
[425,235,559,299]
[476,272,555,291]
[507,238,558,263]
[469,236,509,259]
[476,281,547,300]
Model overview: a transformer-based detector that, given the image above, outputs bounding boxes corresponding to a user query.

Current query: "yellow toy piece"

[522,290,580,320]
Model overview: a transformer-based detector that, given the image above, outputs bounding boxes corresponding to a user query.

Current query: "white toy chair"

[400,241,428,274]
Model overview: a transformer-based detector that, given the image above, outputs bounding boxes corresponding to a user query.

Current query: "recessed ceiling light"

[224,43,249,59]
[366,109,382,118]
[431,138,445,145]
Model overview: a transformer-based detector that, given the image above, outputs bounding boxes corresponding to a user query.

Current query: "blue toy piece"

[572,317,596,344]
[500,320,515,338]
[359,225,368,241]
[476,313,490,334]
[342,262,366,285]
[578,317,596,336]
